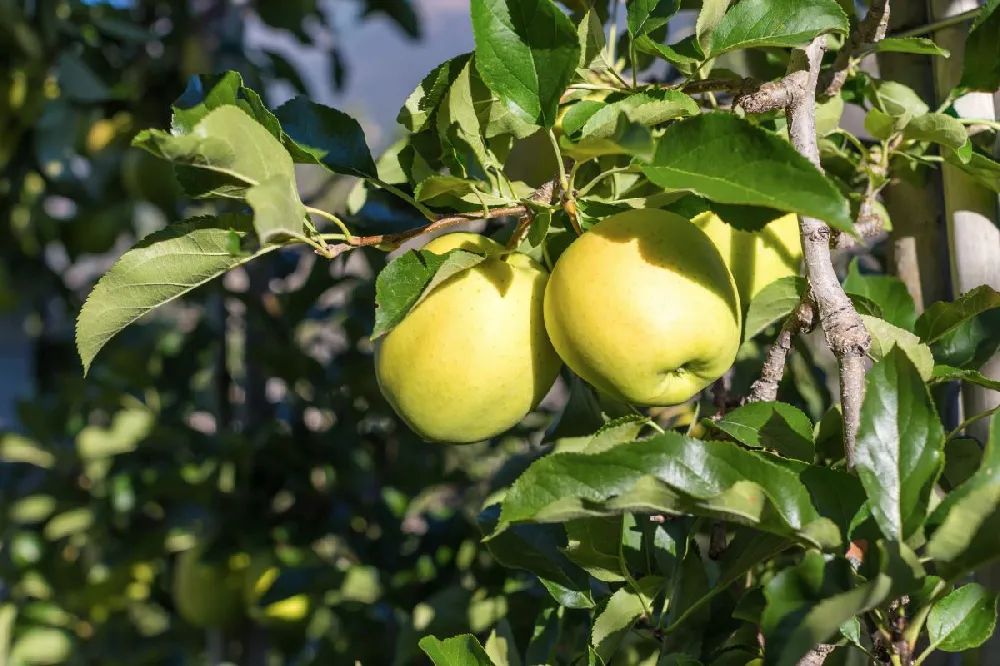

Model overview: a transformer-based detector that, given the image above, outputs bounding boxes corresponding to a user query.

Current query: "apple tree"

[71,0,1000,665]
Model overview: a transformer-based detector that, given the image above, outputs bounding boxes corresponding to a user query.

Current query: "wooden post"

[875,1,951,312]
[928,1,1000,664]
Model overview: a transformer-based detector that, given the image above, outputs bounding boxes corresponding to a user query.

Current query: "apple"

[692,211,803,308]
[244,554,311,626]
[171,545,248,629]
[375,233,562,443]
[544,209,741,406]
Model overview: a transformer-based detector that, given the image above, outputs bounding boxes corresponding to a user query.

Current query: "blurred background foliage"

[0,0,848,664]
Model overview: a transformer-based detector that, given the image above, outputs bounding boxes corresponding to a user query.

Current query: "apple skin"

[692,211,803,308]
[172,545,248,629]
[374,233,562,443]
[543,209,742,406]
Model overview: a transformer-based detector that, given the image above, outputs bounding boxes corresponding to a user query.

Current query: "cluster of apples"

[375,209,802,443]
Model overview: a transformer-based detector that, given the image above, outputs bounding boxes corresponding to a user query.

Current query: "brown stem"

[747,297,817,404]
[797,645,836,666]
[820,0,891,96]
[737,39,872,475]
[682,77,759,96]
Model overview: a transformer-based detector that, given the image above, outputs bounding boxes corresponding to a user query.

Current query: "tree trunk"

[927,2,1000,664]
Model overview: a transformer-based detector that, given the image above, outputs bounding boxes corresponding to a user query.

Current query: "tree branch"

[797,645,836,666]
[738,39,872,473]
[321,179,558,256]
[820,0,891,96]
[747,297,817,404]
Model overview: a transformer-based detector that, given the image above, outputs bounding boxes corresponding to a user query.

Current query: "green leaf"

[419,634,495,666]
[860,315,935,382]
[705,402,814,462]
[942,437,985,491]
[743,276,807,342]
[872,81,929,119]
[641,114,853,233]
[930,365,1000,391]
[578,10,608,70]
[0,434,54,469]
[947,149,1000,193]
[633,35,703,75]
[927,482,1000,581]
[275,96,378,178]
[398,54,471,133]
[592,577,662,661]
[709,0,848,57]
[761,552,891,666]
[929,414,1000,535]
[855,347,945,542]
[171,71,282,139]
[437,58,503,180]
[372,249,488,339]
[563,516,628,582]
[627,0,679,38]
[695,0,732,51]
[470,0,580,127]
[485,619,521,666]
[493,432,844,550]
[868,37,950,57]
[960,0,1000,92]
[77,408,154,460]
[843,258,916,331]
[76,215,278,374]
[134,106,306,241]
[915,285,1000,370]
[864,108,900,141]
[478,503,593,599]
[577,89,699,139]
[414,175,481,202]
[903,113,969,152]
[561,114,655,160]
[928,583,1000,651]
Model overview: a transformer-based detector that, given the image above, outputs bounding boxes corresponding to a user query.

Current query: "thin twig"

[797,645,836,666]
[746,297,817,404]
[681,77,759,96]
[887,6,978,40]
[820,0,891,96]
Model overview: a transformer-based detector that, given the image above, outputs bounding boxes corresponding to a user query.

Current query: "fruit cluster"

[375,209,802,443]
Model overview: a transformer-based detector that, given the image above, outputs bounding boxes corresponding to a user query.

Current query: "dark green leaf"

[860,315,934,382]
[398,54,472,133]
[485,619,521,666]
[171,71,281,139]
[76,215,277,374]
[275,96,377,178]
[942,437,985,491]
[493,432,844,550]
[578,9,609,70]
[872,540,926,599]
[960,0,1000,91]
[709,0,849,57]
[705,402,814,462]
[577,89,699,139]
[868,37,950,57]
[133,106,306,241]
[633,35,703,75]
[927,583,999,651]
[930,365,1000,391]
[592,576,662,660]
[843,258,916,331]
[927,482,1000,581]
[916,285,1000,369]
[641,115,853,233]
[563,516,627,582]
[419,634,494,666]
[903,113,969,152]
[627,0,680,38]
[761,552,891,666]
[525,607,561,665]
[743,276,807,342]
[470,0,580,127]
[854,347,945,541]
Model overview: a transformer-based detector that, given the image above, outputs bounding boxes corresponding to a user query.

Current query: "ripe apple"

[692,211,803,308]
[171,545,248,629]
[544,209,741,406]
[375,233,562,443]
[244,554,311,626]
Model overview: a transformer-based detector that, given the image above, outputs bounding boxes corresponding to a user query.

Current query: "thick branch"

[797,645,836,666]
[786,39,871,471]
[820,0,891,96]
[747,298,816,404]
